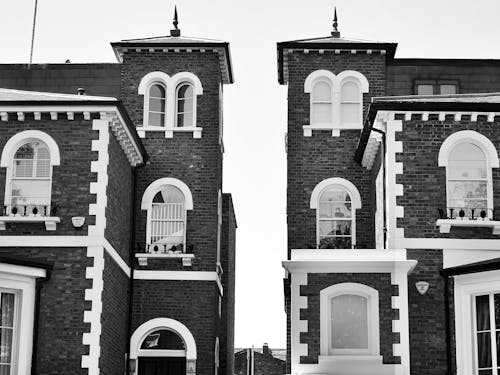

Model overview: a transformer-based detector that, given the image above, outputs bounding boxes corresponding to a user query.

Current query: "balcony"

[0,204,60,231]
[436,207,500,235]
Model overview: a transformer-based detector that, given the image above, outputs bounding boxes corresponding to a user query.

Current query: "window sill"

[303,123,362,137]
[0,216,60,231]
[318,354,383,363]
[137,126,202,139]
[135,253,194,267]
[436,219,500,234]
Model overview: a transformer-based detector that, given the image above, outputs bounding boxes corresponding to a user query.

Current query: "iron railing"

[438,207,496,220]
[1,204,57,217]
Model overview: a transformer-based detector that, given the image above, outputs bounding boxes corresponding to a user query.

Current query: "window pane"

[148,112,164,127]
[14,143,35,159]
[320,189,350,203]
[448,181,487,200]
[331,294,368,349]
[449,161,487,179]
[11,180,51,206]
[178,84,193,99]
[319,202,351,218]
[312,103,331,124]
[319,220,351,237]
[36,158,51,178]
[177,112,194,128]
[440,84,457,95]
[149,84,165,98]
[313,81,331,101]
[0,329,12,364]
[149,98,166,113]
[0,294,15,328]
[341,82,359,102]
[319,237,351,249]
[140,329,185,350]
[178,98,194,114]
[0,365,10,375]
[417,84,434,95]
[341,103,360,123]
[495,294,500,329]
[14,159,34,178]
[476,295,491,331]
[477,332,492,368]
[479,370,492,375]
[450,143,485,161]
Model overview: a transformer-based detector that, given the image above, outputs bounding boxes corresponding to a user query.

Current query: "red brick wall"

[395,115,500,238]
[0,247,91,375]
[132,280,220,375]
[0,115,98,235]
[99,252,129,375]
[299,273,399,365]
[105,131,134,263]
[220,194,237,375]
[234,350,286,375]
[119,51,223,272]
[407,249,448,375]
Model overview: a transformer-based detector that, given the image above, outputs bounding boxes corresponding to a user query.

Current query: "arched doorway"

[130,318,197,375]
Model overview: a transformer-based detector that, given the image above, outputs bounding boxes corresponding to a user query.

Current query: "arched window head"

[141,178,193,253]
[311,80,333,125]
[320,283,380,356]
[340,80,361,125]
[148,83,166,127]
[439,130,498,219]
[311,178,361,249]
[140,329,186,351]
[176,83,195,127]
[1,131,60,217]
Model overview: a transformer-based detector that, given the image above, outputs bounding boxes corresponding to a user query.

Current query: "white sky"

[1,0,500,349]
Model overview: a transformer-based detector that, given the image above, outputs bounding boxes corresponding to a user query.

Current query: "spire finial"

[331,7,340,38]
[170,5,181,37]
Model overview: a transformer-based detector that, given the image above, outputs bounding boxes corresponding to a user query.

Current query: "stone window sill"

[135,253,194,267]
[318,354,383,363]
[303,123,362,137]
[0,216,60,231]
[436,219,500,235]
[137,126,202,139]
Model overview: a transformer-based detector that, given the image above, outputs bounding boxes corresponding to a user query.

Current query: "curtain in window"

[176,83,194,127]
[311,81,332,124]
[330,294,368,351]
[318,187,352,249]
[11,141,51,209]
[448,142,488,216]
[148,84,166,126]
[0,293,15,375]
[150,186,185,250]
[340,81,361,124]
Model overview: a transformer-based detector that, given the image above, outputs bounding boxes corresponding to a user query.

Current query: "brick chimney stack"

[263,343,272,355]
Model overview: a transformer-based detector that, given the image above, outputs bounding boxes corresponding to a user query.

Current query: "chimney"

[263,343,271,355]
[77,88,86,96]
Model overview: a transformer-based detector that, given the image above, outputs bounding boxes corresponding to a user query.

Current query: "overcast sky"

[1,0,500,349]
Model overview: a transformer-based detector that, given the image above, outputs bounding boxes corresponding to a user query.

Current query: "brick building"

[279,12,500,375]
[234,344,286,375]
[0,14,236,375]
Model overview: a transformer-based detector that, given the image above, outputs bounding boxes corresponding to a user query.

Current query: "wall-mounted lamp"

[71,216,85,228]
[415,281,429,295]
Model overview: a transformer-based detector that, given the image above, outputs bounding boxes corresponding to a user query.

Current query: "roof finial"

[331,7,340,38]
[170,5,181,37]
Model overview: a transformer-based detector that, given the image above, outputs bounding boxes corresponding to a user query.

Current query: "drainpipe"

[371,127,387,247]
[126,167,139,374]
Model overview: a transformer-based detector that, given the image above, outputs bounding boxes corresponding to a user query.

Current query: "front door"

[138,357,186,375]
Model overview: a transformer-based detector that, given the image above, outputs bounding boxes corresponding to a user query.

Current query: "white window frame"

[145,82,167,128]
[0,131,60,230]
[320,282,380,357]
[303,70,369,136]
[454,270,500,375]
[339,77,363,128]
[141,178,194,252]
[438,130,499,220]
[138,71,203,139]
[175,82,196,128]
[310,78,334,126]
[0,263,46,375]
[310,177,362,249]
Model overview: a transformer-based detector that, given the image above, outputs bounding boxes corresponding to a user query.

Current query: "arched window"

[311,178,362,249]
[147,83,167,127]
[141,178,194,253]
[1,131,60,218]
[176,83,195,127]
[320,283,380,356]
[438,130,499,220]
[340,80,361,125]
[311,80,333,125]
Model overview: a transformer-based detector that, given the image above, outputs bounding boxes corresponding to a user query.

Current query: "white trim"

[138,71,171,96]
[395,237,500,250]
[134,270,223,295]
[0,216,60,231]
[130,318,197,375]
[81,246,105,374]
[436,218,500,235]
[141,177,194,210]
[304,70,337,93]
[290,272,308,371]
[0,130,60,167]
[320,283,380,356]
[0,267,45,375]
[336,70,369,92]
[310,178,362,209]
[454,270,500,375]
